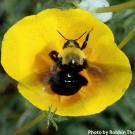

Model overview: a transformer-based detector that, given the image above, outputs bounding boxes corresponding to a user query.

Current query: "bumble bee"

[21,28,104,96]
[48,30,92,96]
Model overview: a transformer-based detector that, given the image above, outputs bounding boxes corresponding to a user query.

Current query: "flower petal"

[1,9,132,116]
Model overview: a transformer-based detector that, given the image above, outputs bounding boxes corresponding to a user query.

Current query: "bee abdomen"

[49,71,88,96]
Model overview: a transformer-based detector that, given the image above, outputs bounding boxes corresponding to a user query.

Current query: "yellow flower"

[1,9,132,116]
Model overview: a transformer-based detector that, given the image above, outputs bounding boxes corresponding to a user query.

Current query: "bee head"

[63,40,80,49]
[57,30,86,48]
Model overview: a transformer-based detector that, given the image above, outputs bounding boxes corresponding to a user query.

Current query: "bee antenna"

[75,32,87,41]
[57,30,68,40]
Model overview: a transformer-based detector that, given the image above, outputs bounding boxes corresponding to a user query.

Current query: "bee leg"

[49,51,59,62]
[83,59,88,68]
[81,32,90,50]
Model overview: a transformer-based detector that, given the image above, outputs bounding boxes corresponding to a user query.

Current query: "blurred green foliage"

[0,0,135,135]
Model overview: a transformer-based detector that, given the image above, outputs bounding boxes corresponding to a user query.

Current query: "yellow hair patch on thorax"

[58,47,86,65]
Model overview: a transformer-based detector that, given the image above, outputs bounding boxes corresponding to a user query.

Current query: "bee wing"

[18,44,58,92]
[19,64,57,93]
[86,62,103,76]
[86,61,131,79]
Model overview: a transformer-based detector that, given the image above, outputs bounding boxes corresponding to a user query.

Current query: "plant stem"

[118,27,135,49]
[96,1,135,13]
[11,112,47,135]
